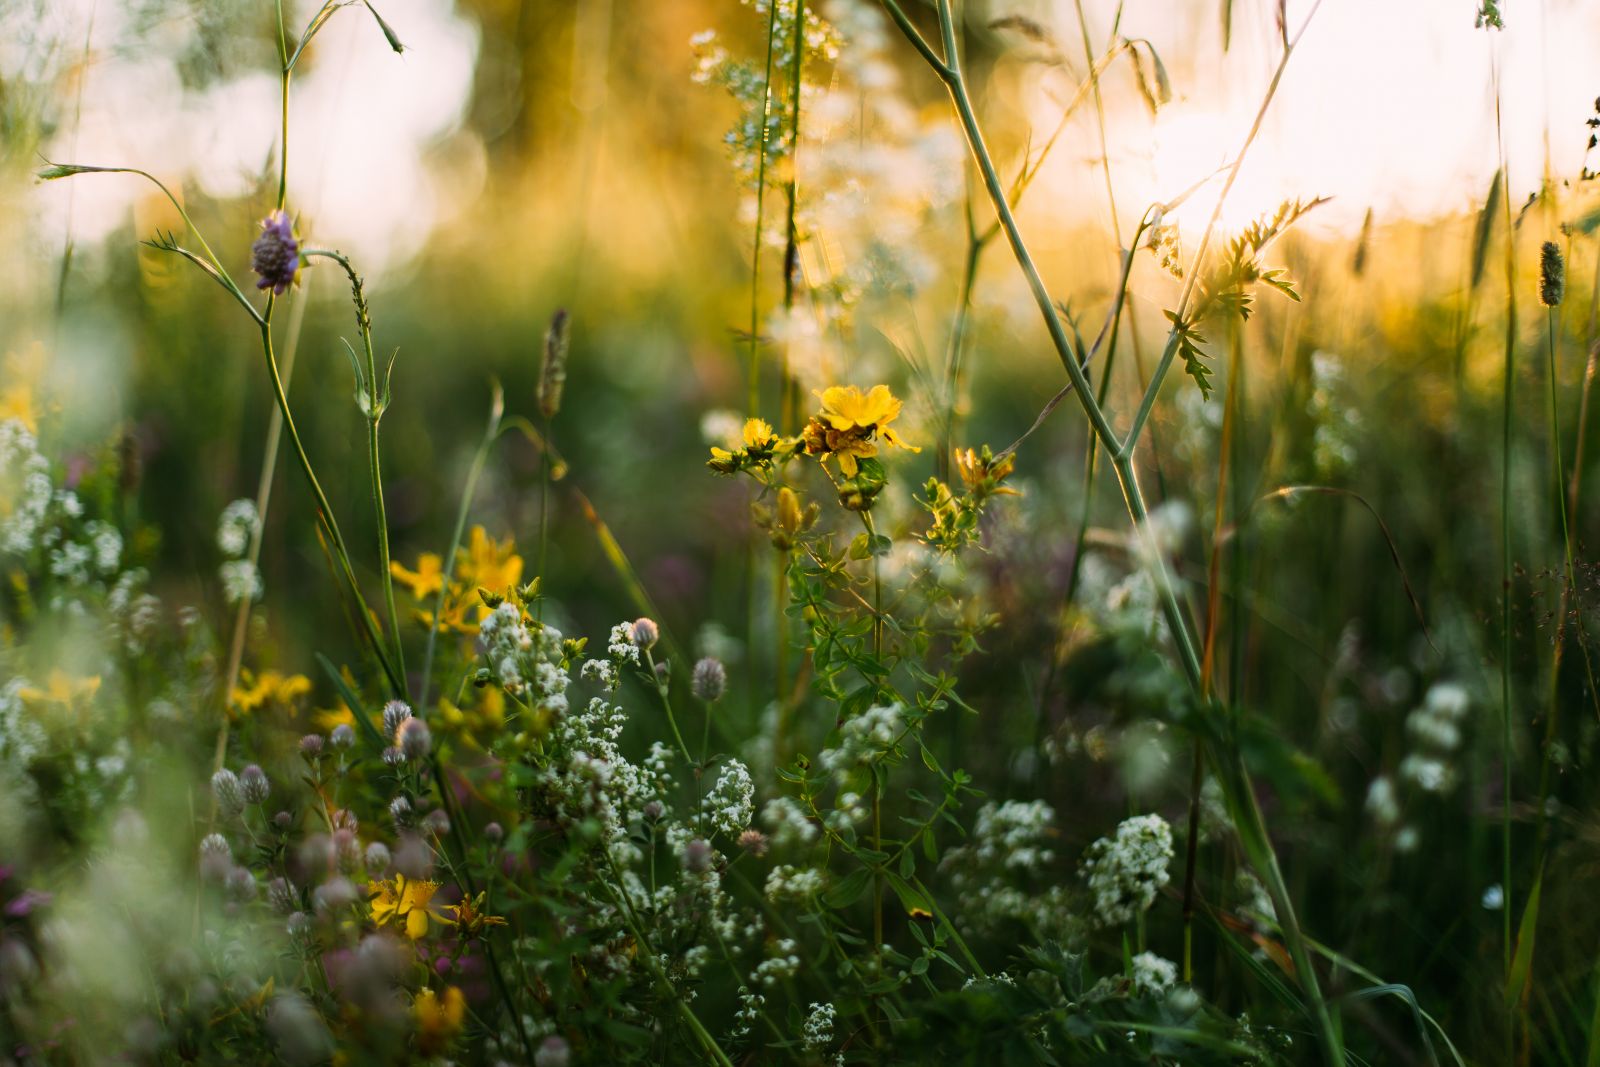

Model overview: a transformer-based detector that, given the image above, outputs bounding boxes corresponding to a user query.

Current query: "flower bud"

[299,734,325,760]
[240,764,270,805]
[692,657,727,703]
[631,617,659,651]
[251,210,304,296]
[365,841,392,873]
[483,821,504,844]
[538,309,570,420]
[422,809,451,837]
[330,724,355,750]
[268,877,298,914]
[212,769,245,817]
[683,838,713,873]
[398,717,432,761]
[382,700,413,740]
[1540,241,1565,307]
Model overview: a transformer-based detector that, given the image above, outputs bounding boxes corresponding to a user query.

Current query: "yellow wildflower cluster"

[230,669,312,717]
[391,525,524,633]
[801,385,919,477]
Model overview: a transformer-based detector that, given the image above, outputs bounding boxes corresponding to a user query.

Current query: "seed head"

[631,617,659,651]
[692,657,727,703]
[538,309,570,420]
[684,838,713,873]
[398,717,432,761]
[251,210,304,296]
[382,700,413,740]
[1540,241,1565,307]
[239,764,271,805]
[212,769,245,817]
[365,841,391,872]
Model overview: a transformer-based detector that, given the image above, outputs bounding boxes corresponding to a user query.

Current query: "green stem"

[419,384,504,712]
[257,313,403,697]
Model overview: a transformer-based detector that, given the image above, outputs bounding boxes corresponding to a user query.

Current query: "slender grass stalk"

[1491,48,1517,1011]
[303,248,408,697]
[879,2,1342,1060]
[418,384,503,712]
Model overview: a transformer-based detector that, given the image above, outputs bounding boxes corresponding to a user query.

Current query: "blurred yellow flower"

[413,985,466,1055]
[803,384,919,476]
[457,527,522,622]
[390,553,444,600]
[230,669,312,717]
[0,383,35,432]
[368,874,452,940]
[18,671,100,708]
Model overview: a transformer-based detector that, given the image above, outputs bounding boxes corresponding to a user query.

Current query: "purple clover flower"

[251,210,303,295]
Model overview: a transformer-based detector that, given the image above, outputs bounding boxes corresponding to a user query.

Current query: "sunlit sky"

[1037,0,1600,238]
[20,0,1600,280]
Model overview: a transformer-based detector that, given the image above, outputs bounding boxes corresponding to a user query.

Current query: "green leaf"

[824,867,874,909]
[1506,866,1544,1012]
[316,654,386,752]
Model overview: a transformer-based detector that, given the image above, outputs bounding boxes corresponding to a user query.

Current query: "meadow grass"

[4,1,1600,1064]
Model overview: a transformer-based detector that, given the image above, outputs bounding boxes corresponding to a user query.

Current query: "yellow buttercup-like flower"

[413,986,466,1055]
[390,553,445,600]
[802,384,919,477]
[368,874,452,940]
[18,671,100,709]
[230,669,313,717]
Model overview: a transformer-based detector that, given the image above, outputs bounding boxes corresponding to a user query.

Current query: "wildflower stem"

[302,248,409,696]
[419,383,504,712]
[257,311,403,697]
[1533,306,1595,856]
[645,650,696,765]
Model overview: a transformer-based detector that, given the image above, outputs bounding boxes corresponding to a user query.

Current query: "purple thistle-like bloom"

[251,210,303,295]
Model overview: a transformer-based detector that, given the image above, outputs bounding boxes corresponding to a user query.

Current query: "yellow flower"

[390,553,445,600]
[743,417,775,448]
[0,383,35,432]
[803,384,919,477]
[18,671,100,708]
[413,986,466,1055]
[444,891,509,938]
[368,874,452,940]
[457,527,523,612]
[230,669,312,717]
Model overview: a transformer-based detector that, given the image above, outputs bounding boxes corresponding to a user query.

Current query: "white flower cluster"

[801,1002,836,1051]
[1081,814,1173,928]
[478,603,570,710]
[607,621,641,664]
[1399,681,1469,794]
[700,759,754,836]
[0,419,51,555]
[217,498,259,557]
[730,985,764,1040]
[752,939,801,988]
[939,799,1074,936]
[761,795,818,849]
[215,498,261,604]
[1130,952,1178,997]
[818,703,902,777]
[764,864,825,903]
[0,679,47,770]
